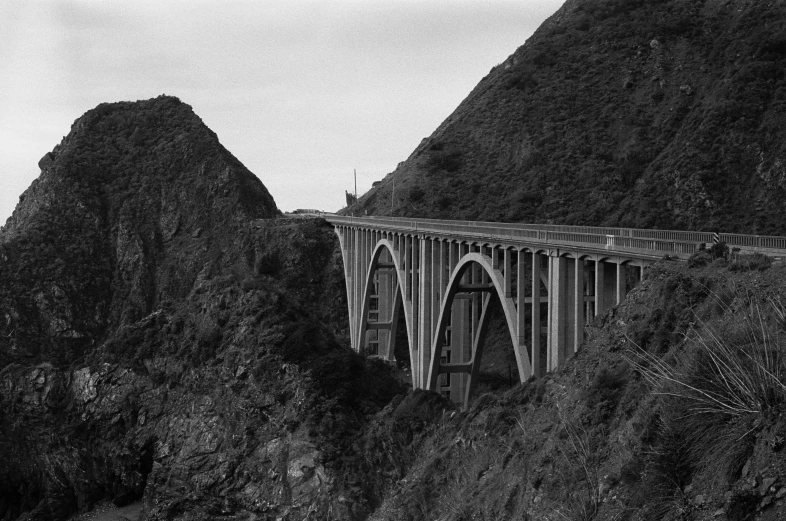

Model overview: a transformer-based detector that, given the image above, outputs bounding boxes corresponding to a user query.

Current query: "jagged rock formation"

[0,96,417,521]
[352,0,786,234]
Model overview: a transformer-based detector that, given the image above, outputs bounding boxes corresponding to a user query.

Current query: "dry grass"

[628,297,786,420]
[625,292,786,519]
[552,412,602,521]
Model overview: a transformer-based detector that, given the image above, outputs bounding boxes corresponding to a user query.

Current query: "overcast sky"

[0,0,563,223]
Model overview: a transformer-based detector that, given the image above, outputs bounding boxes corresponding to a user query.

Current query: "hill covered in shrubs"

[352,0,786,235]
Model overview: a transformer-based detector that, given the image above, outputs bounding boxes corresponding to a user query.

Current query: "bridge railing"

[327,216,786,258]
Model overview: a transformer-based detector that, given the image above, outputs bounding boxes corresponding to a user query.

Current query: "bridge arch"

[356,239,415,375]
[426,252,532,408]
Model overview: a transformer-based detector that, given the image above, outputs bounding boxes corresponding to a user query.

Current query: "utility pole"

[391,179,395,212]
[354,169,357,201]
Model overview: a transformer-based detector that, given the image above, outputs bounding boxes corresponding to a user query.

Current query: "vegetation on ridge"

[352,0,786,234]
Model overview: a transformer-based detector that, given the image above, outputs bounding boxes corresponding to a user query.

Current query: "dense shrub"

[629,296,786,510]
[729,252,772,271]
[408,187,425,202]
[687,249,712,268]
[424,145,462,175]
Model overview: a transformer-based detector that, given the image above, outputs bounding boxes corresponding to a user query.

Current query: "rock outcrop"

[0,96,415,521]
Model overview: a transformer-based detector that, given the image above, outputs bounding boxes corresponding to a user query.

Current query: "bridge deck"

[326,214,786,406]
[325,215,786,261]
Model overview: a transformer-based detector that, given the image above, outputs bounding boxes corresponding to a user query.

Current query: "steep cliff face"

[0,95,279,366]
[0,97,415,521]
[353,0,786,234]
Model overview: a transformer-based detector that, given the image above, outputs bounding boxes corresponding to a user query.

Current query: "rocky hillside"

[0,97,423,521]
[352,0,786,234]
[6,1,786,519]
[368,260,786,521]
[0,95,279,367]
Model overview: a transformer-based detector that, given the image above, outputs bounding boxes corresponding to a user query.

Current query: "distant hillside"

[352,0,786,234]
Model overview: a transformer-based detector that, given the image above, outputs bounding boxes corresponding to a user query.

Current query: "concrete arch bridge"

[325,215,786,408]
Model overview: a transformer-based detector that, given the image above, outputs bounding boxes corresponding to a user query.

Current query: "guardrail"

[326,215,786,260]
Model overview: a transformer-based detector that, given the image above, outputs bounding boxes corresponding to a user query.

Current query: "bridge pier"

[531,252,545,377]
[416,237,432,391]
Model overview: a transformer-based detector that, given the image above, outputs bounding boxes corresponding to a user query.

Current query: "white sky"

[0,0,563,222]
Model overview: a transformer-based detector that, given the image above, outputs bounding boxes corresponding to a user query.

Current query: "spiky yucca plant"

[626,294,785,519]
[629,298,786,420]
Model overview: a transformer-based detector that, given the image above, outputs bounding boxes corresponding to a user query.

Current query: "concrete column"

[531,252,542,377]
[516,250,529,376]
[565,257,576,361]
[352,227,361,351]
[595,260,606,317]
[616,262,627,305]
[377,259,392,359]
[441,240,450,295]
[359,229,368,351]
[411,237,420,386]
[573,257,585,354]
[548,255,568,371]
[431,239,441,339]
[585,264,594,320]
[404,235,412,302]
[417,238,432,391]
[438,240,449,310]
[504,248,513,298]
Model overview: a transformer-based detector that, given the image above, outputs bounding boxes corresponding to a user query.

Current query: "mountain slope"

[352,0,786,234]
[0,95,279,366]
[0,97,414,521]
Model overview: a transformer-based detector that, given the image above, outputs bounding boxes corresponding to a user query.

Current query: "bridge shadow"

[473,297,530,396]
[443,292,548,407]
[392,298,412,385]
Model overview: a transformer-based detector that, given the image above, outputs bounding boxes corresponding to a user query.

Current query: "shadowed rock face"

[0,96,414,521]
[352,0,786,234]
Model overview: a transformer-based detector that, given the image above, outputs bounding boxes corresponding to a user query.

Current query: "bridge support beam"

[547,255,567,371]
[532,252,544,377]
[573,258,585,354]
[616,262,628,305]
[417,238,432,390]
